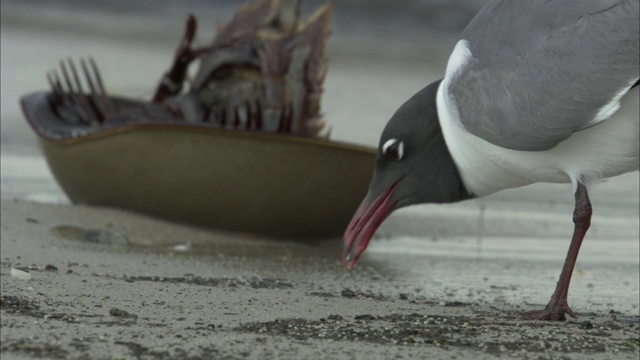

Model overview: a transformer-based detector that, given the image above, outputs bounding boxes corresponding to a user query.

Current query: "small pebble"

[341,288,356,298]
[172,244,191,252]
[109,307,138,319]
[45,264,58,272]
[580,321,594,329]
[10,268,32,280]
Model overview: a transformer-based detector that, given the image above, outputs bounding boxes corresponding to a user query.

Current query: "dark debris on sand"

[236,313,640,357]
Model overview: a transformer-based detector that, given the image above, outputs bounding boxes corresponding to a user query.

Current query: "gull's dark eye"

[382,138,404,161]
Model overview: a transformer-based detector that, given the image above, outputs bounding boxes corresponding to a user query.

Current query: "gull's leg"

[522,182,591,321]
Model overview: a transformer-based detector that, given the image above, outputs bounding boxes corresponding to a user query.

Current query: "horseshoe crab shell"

[21,92,375,238]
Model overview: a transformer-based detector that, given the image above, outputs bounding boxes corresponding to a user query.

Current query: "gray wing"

[448,0,639,151]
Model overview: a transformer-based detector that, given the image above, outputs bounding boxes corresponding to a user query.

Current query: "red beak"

[341,183,398,269]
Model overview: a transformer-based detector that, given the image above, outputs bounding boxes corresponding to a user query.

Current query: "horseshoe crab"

[20,0,375,238]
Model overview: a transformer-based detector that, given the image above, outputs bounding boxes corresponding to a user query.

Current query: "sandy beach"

[2,1,639,359]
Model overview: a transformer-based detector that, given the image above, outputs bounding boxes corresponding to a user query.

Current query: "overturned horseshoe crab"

[20,0,375,238]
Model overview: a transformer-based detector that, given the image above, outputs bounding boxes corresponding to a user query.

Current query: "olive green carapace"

[40,127,375,238]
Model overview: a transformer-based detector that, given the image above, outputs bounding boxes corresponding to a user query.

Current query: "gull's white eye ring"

[382,138,404,161]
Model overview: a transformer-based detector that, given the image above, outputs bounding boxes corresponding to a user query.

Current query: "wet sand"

[2,2,639,359]
[2,197,639,359]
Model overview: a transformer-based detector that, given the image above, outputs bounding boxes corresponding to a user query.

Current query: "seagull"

[342,0,639,321]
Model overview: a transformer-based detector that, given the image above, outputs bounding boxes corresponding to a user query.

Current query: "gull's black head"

[342,79,473,268]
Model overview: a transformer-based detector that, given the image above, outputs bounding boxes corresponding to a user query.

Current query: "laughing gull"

[342,0,639,321]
